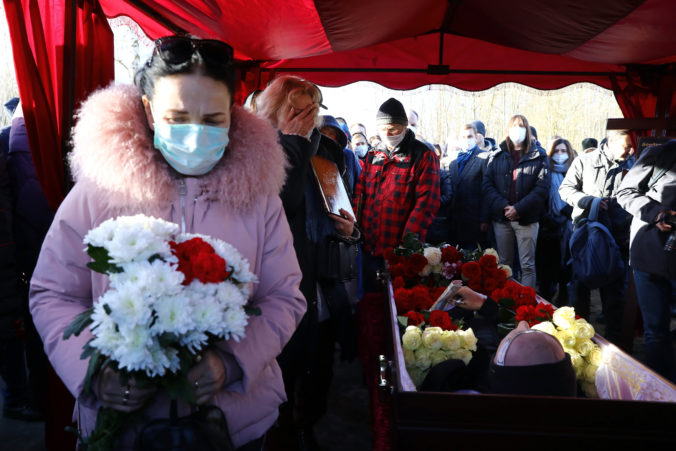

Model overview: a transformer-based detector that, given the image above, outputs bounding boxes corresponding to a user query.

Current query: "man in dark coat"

[354,98,440,291]
[448,123,490,249]
[617,140,676,382]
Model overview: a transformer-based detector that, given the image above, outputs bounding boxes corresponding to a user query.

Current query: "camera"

[662,213,676,252]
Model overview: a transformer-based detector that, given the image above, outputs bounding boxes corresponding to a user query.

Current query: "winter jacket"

[29,84,306,448]
[559,145,632,249]
[354,129,440,256]
[426,168,453,244]
[0,151,22,340]
[616,140,676,278]
[448,148,490,246]
[482,141,550,224]
[6,117,55,281]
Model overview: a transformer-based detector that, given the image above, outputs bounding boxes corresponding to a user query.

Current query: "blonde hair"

[256,75,323,129]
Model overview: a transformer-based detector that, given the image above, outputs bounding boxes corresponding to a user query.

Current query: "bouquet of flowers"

[531,307,602,397]
[399,314,478,387]
[386,233,511,315]
[63,214,259,448]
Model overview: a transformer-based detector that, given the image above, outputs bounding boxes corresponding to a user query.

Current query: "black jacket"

[482,141,551,224]
[617,141,676,278]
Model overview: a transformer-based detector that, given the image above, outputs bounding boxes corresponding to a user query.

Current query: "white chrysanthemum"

[187,291,225,335]
[423,247,442,266]
[145,343,181,377]
[84,219,118,248]
[89,301,122,356]
[112,324,154,373]
[215,281,247,308]
[111,260,184,297]
[99,284,152,328]
[152,293,195,335]
[483,248,499,258]
[179,330,209,353]
[223,307,248,341]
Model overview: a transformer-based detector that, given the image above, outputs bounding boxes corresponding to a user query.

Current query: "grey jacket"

[559,146,632,244]
[616,141,676,277]
[448,148,489,245]
[482,141,550,224]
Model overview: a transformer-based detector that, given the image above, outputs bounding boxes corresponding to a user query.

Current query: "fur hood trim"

[69,84,286,212]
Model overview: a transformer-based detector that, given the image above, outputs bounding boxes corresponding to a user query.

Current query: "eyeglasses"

[153,36,234,67]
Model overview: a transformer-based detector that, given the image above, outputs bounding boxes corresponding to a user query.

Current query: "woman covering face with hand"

[29,36,306,450]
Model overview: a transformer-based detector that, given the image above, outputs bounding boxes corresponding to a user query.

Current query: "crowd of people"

[0,35,674,451]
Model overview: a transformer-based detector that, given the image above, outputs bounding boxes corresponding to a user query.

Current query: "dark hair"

[134,42,236,102]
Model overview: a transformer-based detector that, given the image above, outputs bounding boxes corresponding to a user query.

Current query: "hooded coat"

[29,84,306,448]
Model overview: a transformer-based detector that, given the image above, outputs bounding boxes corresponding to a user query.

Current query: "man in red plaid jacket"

[354,98,440,291]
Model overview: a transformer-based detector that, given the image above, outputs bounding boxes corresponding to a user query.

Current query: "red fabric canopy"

[6,0,676,206]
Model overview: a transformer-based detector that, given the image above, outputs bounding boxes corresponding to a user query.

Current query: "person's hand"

[656,210,675,232]
[96,367,157,413]
[480,222,489,232]
[599,198,609,211]
[331,208,355,237]
[504,205,519,221]
[279,103,318,137]
[455,286,488,311]
[187,350,227,405]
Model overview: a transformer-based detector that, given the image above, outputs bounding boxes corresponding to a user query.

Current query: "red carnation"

[411,285,433,310]
[478,254,498,271]
[483,277,499,293]
[462,261,481,280]
[389,263,406,278]
[441,245,462,264]
[394,288,414,314]
[404,311,425,326]
[468,278,483,293]
[428,310,453,330]
[407,253,428,274]
[392,276,405,289]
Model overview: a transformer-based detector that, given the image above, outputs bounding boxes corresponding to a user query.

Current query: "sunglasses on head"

[153,36,234,67]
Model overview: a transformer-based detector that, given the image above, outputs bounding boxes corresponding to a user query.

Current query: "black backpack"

[569,197,625,288]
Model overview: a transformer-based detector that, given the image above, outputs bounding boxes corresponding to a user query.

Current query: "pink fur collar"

[69,84,286,212]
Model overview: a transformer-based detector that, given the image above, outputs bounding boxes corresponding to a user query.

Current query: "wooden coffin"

[377,280,676,449]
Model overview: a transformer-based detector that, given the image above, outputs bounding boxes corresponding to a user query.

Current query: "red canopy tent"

[3,1,676,448]
[5,0,676,210]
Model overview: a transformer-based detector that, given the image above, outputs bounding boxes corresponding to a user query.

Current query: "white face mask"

[464,138,476,151]
[380,131,406,149]
[552,153,569,164]
[354,144,368,158]
[509,126,527,144]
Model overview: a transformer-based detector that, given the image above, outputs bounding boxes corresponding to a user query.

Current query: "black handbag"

[317,235,359,282]
[134,400,235,451]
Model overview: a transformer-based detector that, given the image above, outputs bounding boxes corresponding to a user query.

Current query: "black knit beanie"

[376,98,408,126]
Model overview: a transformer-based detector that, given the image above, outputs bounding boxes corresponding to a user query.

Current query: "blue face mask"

[152,122,230,176]
[354,144,368,158]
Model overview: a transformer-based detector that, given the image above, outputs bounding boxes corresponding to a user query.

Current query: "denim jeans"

[632,269,676,383]
[493,221,539,288]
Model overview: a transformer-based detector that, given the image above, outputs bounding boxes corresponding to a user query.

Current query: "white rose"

[440,330,460,351]
[458,328,478,352]
[552,306,576,330]
[402,326,423,351]
[403,348,416,365]
[422,327,444,350]
[584,364,599,383]
[451,348,473,365]
[498,264,512,279]
[430,350,449,366]
[573,319,595,340]
[414,348,432,370]
[483,248,499,259]
[531,321,557,336]
[420,264,433,277]
[423,247,442,266]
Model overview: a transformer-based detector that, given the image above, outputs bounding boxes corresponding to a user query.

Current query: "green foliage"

[244,305,262,316]
[63,308,94,339]
[86,245,122,274]
[401,233,424,253]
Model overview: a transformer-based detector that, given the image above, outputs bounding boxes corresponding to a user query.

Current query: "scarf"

[457,146,476,175]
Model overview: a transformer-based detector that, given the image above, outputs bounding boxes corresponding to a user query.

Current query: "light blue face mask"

[152,122,230,176]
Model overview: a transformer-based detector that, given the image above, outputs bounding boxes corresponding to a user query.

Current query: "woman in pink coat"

[29,37,306,450]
